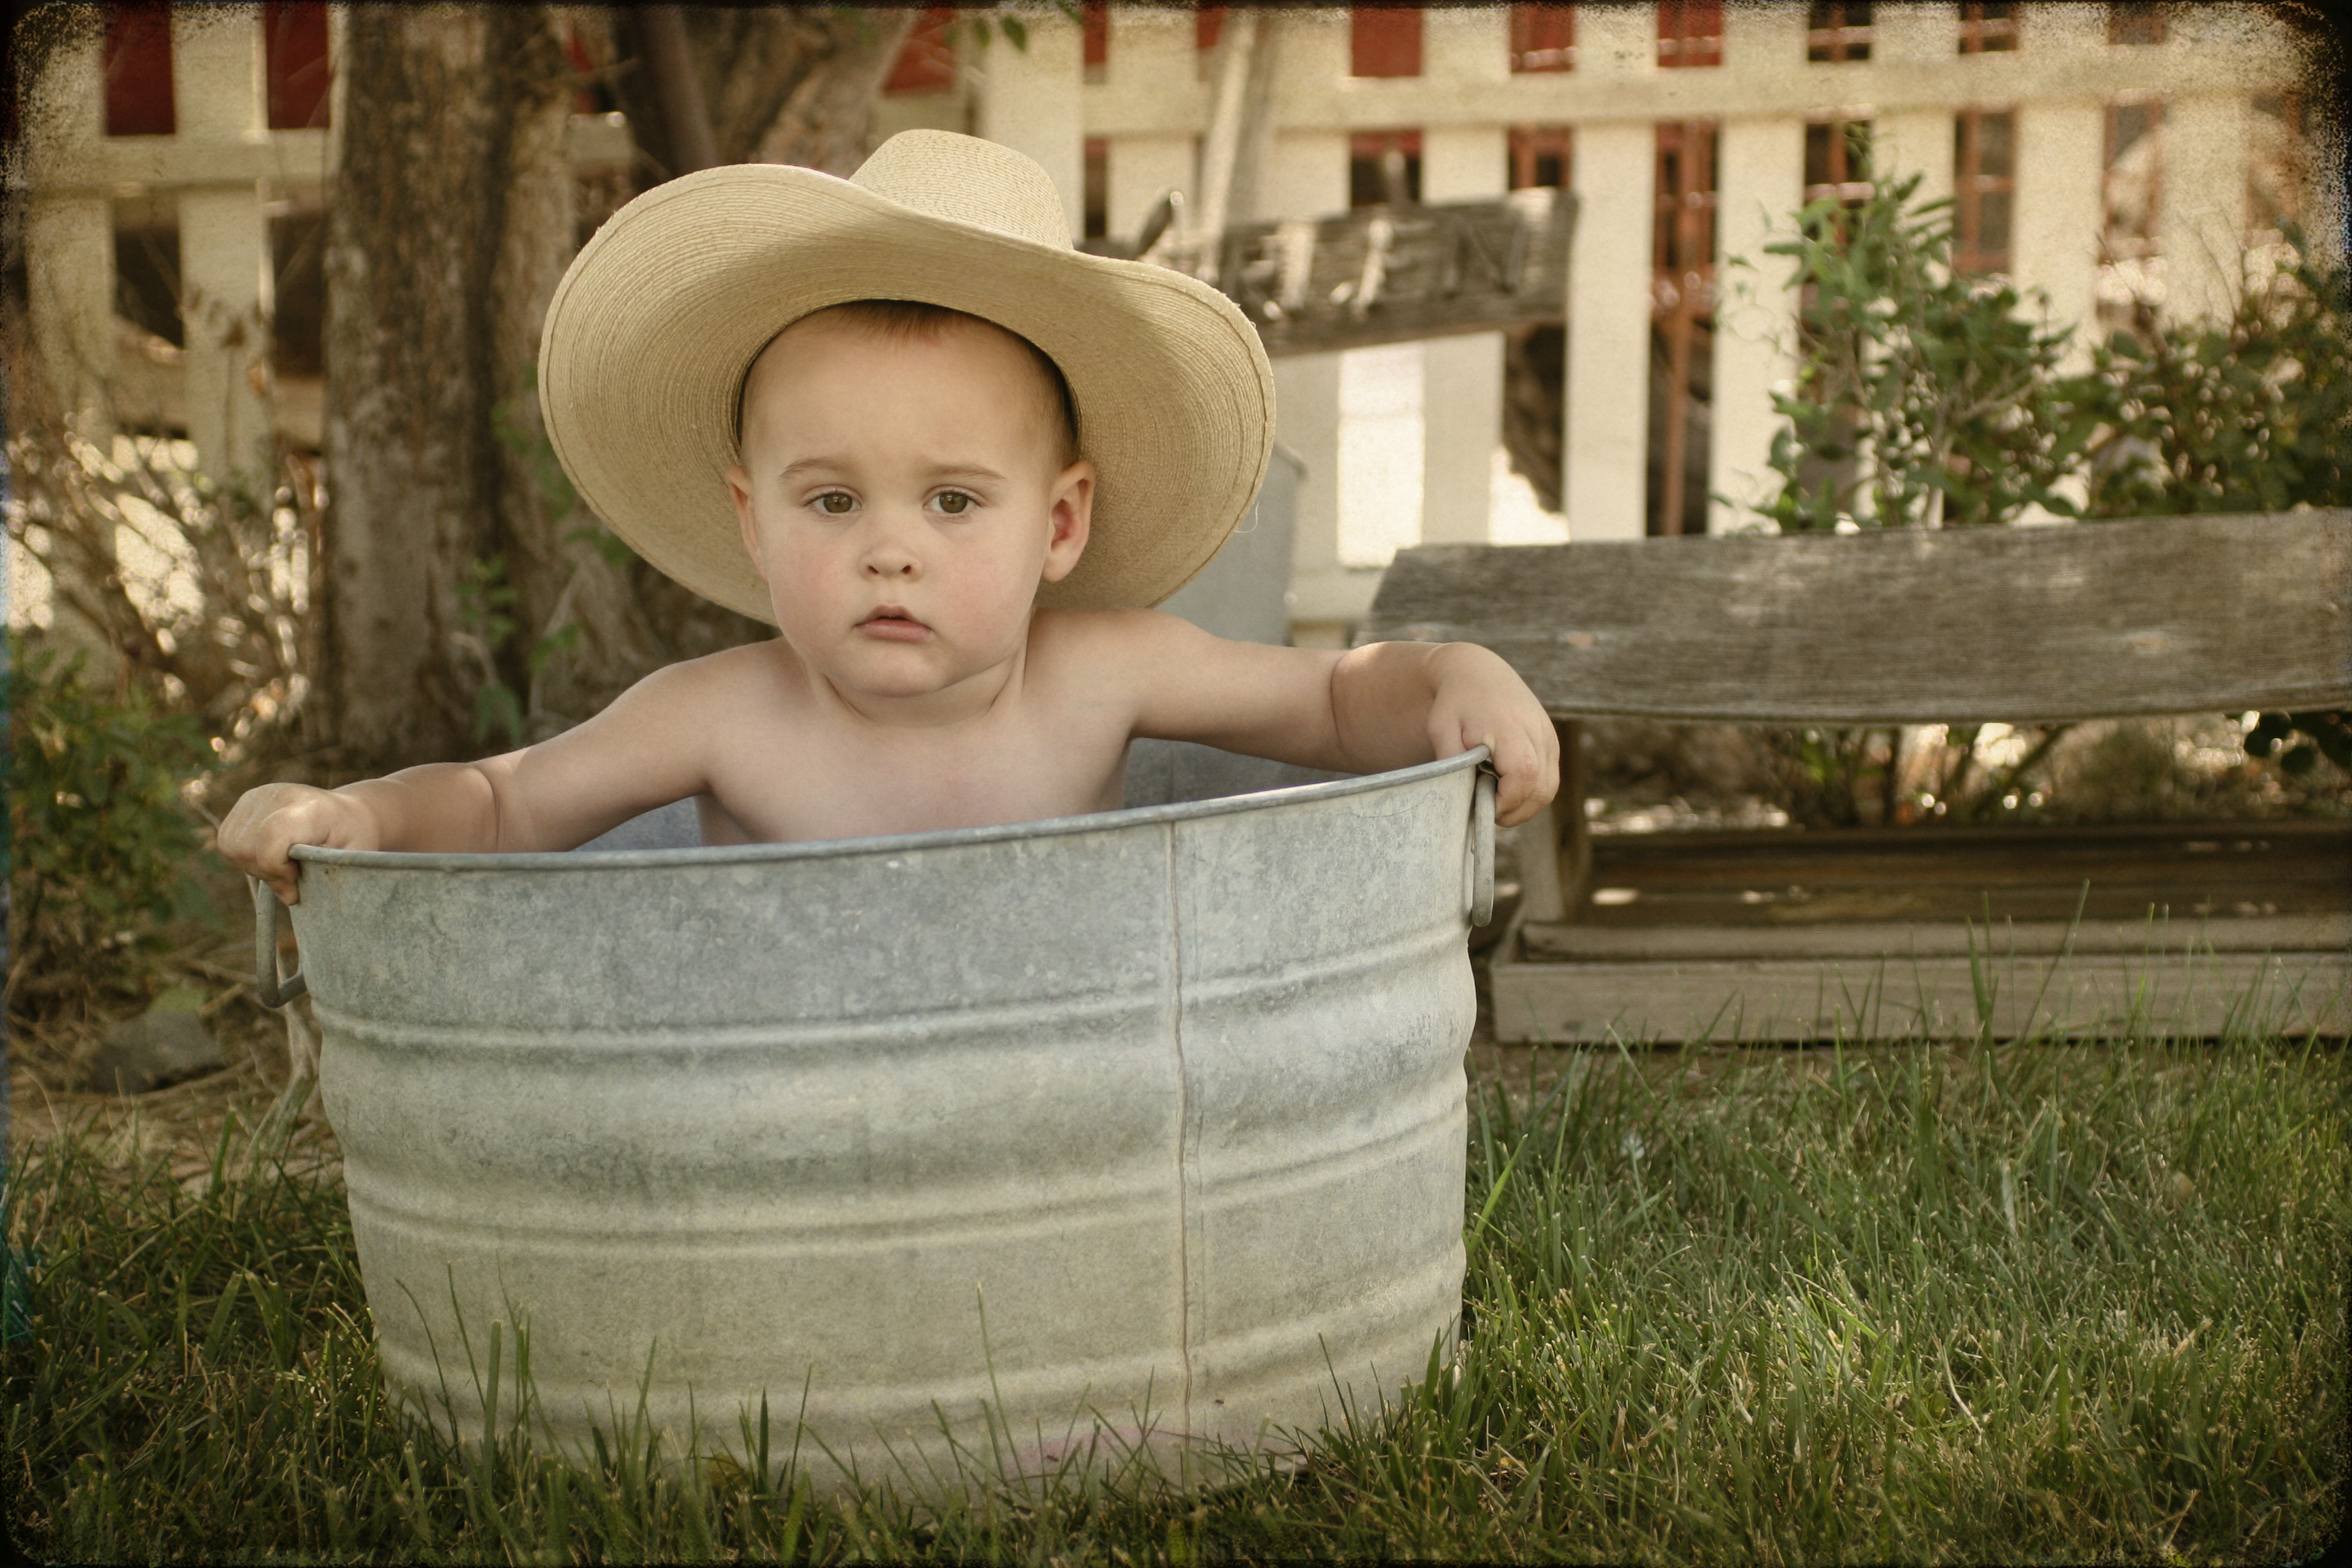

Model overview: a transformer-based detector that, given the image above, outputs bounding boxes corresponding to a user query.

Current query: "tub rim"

[289,746,1490,874]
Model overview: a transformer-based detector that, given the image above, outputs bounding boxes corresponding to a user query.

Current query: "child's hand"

[1424,644,1560,828]
[218,783,384,906]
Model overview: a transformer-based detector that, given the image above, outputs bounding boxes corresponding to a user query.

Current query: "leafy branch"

[1760,169,2081,534]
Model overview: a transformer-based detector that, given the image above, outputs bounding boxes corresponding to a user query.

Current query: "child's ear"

[1039,459,1094,585]
[726,465,770,583]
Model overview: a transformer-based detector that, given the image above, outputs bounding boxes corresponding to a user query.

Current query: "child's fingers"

[1435,710,1556,828]
[219,785,343,906]
[255,820,312,905]
[1488,723,1559,828]
[223,826,304,906]
[259,862,303,907]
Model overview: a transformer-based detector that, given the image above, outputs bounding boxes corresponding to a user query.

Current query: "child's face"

[726,314,1093,707]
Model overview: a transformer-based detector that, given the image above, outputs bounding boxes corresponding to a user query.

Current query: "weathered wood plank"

[1514,719,1590,924]
[1520,913,2351,961]
[1571,883,2342,926]
[1583,856,2342,899]
[1585,854,2345,895]
[1516,799,1567,923]
[1489,942,2350,1043]
[1555,819,2352,926]
[1362,511,2352,723]
[1583,818,2352,858]
[1591,837,2349,886]
[1085,189,1577,357]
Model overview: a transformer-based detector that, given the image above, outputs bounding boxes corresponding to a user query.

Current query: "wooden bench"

[1360,510,2352,1043]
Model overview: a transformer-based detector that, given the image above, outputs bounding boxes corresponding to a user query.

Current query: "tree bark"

[606,7,915,188]
[635,7,720,176]
[751,10,918,177]
[321,6,576,772]
[321,7,912,771]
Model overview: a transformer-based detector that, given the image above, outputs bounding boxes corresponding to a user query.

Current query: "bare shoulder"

[544,641,794,767]
[615,639,793,711]
[1028,605,1208,670]
[1030,606,1341,691]
[1028,606,1239,712]
[474,642,800,847]
[1030,608,1345,761]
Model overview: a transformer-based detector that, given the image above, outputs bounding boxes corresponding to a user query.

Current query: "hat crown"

[850,130,1073,251]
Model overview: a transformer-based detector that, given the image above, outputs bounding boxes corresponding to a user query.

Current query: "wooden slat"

[1521,913,2352,961]
[1490,942,2350,1043]
[1514,719,1590,924]
[1516,799,1567,923]
[1563,820,2352,927]
[1585,817,2352,855]
[1588,855,2342,896]
[1572,883,2342,926]
[1086,190,1578,357]
[1587,821,2351,881]
[1489,815,2352,1041]
[1362,511,2352,724]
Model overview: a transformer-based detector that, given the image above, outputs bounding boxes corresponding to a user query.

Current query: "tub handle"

[1470,768,1497,928]
[249,877,307,1009]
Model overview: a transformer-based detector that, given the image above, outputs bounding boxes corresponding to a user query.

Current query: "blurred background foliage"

[7,640,217,1015]
[1761,169,2082,535]
[4,416,326,1073]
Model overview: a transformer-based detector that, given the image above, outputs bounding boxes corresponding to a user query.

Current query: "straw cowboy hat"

[538,130,1276,620]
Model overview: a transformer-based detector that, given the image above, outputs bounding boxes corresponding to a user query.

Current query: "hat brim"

[538,163,1276,622]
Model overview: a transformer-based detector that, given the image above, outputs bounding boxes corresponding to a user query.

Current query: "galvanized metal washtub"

[261,746,1494,1495]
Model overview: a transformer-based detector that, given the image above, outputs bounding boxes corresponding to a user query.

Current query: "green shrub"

[2061,226,2352,781]
[7,638,218,1014]
[2066,225,2352,520]
[1754,183,2350,807]
[1759,167,2082,535]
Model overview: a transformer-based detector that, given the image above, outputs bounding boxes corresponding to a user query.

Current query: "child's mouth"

[858,609,930,642]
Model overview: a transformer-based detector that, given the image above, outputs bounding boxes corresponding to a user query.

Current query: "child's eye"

[813,491,857,516]
[932,490,978,517]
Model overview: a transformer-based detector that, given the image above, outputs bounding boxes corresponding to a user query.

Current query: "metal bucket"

[263,747,1492,1494]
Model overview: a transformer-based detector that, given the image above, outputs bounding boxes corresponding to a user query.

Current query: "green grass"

[6,1034,2346,1564]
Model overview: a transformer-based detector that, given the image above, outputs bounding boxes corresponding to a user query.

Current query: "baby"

[221,133,1556,903]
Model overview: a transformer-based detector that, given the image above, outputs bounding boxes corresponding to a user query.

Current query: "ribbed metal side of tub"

[291,756,1478,1495]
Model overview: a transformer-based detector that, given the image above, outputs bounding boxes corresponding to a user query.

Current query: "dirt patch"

[8,919,340,1187]
[7,1053,341,1190]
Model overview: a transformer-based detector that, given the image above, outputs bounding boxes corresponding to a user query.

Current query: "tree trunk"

[606,7,915,187]
[321,5,574,773]
[322,7,913,771]
[751,10,918,177]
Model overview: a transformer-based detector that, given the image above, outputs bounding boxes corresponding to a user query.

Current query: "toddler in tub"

[222,131,1556,903]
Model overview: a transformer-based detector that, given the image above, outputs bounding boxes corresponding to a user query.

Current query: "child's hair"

[738,299,1081,465]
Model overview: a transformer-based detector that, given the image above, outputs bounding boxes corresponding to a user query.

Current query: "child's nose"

[860,522,921,578]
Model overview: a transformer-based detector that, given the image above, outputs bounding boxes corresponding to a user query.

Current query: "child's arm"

[1098,612,1558,826]
[1329,640,1560,825]
[219,659,727,903]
